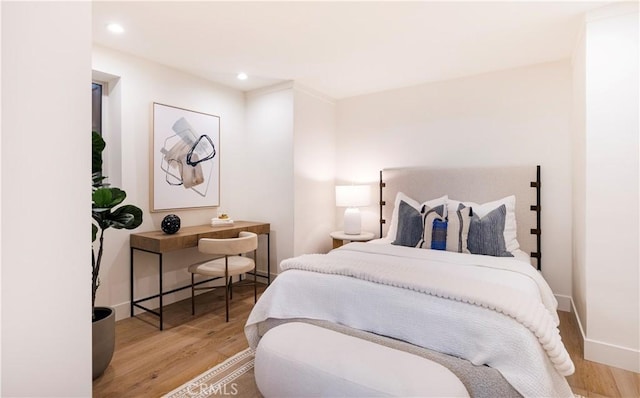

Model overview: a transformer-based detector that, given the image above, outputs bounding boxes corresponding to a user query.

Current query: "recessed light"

[237,72,248,81]
[107,23,125,34]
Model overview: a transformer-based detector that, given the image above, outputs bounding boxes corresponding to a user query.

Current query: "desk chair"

[188,231,258,321]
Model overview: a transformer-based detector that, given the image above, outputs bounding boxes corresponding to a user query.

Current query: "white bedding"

[245,243,574,398]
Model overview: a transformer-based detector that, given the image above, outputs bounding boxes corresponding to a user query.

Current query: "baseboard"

[584,338,640,373]
[111,286,204,322]
[111,282,220,322]
[554,294,572,312]
[569,297,640,373]
[112,301,132,322]
[111,273,277,323]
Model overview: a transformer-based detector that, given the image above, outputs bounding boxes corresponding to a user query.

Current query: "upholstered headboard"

[379,166,541,270]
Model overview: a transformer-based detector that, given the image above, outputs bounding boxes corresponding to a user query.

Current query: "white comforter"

[245,243,574,398]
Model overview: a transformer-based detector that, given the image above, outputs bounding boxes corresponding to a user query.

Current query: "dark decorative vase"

[161,214,181,234]
[92,306,115,380]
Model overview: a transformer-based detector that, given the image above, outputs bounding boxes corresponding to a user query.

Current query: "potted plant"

[92,131,143,379]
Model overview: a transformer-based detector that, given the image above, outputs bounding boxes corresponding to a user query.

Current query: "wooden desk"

[130,221,270,330]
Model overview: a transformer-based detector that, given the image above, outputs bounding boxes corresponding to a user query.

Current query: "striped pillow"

[468,204,514,257]
[392,200,424,247]
[446,203,472,254]
[447,196,519,254]
[417,205,446,249]
[386,192,448,242]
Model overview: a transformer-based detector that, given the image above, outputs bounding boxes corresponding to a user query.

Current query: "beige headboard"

[379,166,541,270]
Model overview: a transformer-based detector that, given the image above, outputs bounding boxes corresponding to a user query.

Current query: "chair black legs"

[191,258,258,323]
[191,273,195,315]
[224,257,230,322]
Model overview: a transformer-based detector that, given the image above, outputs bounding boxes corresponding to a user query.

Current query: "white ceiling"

[92,1,608,99]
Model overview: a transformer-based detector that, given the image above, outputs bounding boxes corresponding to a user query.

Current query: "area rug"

[163,348,262,398]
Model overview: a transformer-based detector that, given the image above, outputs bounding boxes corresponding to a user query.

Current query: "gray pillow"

[392,200,423,247]
[393,202,444,248]
[467,204,513,257]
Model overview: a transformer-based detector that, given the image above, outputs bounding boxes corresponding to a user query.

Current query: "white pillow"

[446,195,519,253]
[386,192,448,241]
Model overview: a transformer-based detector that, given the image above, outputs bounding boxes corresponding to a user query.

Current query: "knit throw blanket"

[280,243,574,376]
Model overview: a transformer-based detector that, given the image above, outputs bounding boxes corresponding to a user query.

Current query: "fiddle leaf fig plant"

[92,131,143,320]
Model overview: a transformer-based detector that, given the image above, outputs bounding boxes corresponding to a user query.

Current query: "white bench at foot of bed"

[254,322,470,398]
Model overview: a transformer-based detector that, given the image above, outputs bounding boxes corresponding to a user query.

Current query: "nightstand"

[330,231,375,249]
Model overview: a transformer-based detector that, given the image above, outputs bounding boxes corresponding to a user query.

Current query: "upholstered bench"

[254,322,470,397]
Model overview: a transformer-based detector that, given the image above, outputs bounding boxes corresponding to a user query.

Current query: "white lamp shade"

[335,185,370,207]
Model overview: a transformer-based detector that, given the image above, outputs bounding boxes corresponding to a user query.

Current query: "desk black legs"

[131,248,225,330]
[130,248,166,330]
[159,253,163,330]
[130,247,133,318]
[130,229,270,331]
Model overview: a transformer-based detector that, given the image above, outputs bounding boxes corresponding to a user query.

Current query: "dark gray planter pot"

[92,306,115,380]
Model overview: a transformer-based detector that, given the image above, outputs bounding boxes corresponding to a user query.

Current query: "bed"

[245,166,574,398]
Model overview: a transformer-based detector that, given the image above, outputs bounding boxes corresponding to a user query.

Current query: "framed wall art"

[152,102,220,211]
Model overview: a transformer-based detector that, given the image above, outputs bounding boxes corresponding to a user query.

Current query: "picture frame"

[151,102,220,211]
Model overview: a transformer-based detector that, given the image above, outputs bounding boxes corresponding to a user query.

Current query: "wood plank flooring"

[93,283,266,397]
[559,311,640,397]
[94,285,640,397]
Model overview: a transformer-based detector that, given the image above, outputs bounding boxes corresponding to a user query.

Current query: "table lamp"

[335,185,370,235]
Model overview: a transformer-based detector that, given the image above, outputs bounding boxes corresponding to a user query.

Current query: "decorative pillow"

[416,205,446,249]
[446,203,472,253]
[447,195,519,254]
[386,192,448,241]
[468,204,514,257]
[431,219,448,250]
[392,200,424,247]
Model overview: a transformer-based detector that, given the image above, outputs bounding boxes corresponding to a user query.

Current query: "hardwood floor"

[94,285,640,398]
[559,311,640,398]
[93,283,267,397]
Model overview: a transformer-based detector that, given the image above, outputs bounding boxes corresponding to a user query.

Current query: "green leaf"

[91,130,144,317]
[92,188,111,207]
[110,205,143,230]
[108,213,134,229]
[92,172,108,189]
[92,187,126,209]
[92,211,109,230]
[92,131,105,175]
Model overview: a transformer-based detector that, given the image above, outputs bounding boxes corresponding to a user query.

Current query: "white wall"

[243,82,337,272]
[293,85,337,255]
[573,3,639,372]
[571,24,588,331]
[91,48,337,320]
[0,0,3,391]
[1,2,92,396]
[244,83,295,273]
[92,46,248,320]
[336,61,573,297]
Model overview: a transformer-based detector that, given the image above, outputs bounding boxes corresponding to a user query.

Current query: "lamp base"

[343,208,361,235]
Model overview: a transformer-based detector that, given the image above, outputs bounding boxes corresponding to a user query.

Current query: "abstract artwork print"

[152,103,220,211]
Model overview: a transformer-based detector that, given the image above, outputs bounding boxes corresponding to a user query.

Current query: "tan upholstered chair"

[188,231,258,321]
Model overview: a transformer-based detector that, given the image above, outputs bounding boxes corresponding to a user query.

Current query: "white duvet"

[245,243,575,398]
